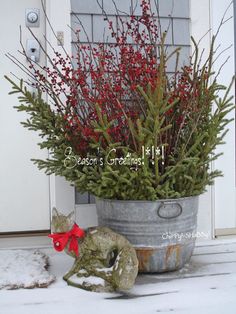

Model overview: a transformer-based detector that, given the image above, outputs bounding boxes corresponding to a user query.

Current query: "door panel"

[0,0,50,232]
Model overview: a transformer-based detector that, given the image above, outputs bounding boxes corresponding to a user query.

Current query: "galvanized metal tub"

[96,196,199,273]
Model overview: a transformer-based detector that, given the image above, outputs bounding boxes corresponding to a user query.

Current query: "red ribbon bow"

[48,223,85,256]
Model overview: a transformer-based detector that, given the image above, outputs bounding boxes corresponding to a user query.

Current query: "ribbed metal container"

[96,196,199,273]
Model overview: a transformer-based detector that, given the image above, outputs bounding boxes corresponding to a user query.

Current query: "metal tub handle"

[157,202,183,219]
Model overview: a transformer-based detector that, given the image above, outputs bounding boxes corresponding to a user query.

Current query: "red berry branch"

[5,0,235,200]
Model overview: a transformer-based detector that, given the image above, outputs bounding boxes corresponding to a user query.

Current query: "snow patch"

[72,275,105,286]
[0,250,55,290]
[78,269,88,275]
[97,266,113,274]
[114,252,121,270]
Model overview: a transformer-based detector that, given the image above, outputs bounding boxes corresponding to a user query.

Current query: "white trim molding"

[45,0,75,221]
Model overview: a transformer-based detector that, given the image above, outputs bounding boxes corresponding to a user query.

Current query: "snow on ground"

[0,241,236,314]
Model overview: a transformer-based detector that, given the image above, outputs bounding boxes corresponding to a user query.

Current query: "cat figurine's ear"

[67,211,74,221]
[52,207,60,218]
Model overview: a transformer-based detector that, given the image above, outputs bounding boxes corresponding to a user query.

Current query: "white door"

[212,0,236,235]
[0,0,50,232]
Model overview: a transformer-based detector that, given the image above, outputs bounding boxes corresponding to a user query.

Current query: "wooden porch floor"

[0,238,236,314]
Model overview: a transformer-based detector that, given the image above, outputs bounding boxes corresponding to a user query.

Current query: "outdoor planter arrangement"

[6,0,235,273]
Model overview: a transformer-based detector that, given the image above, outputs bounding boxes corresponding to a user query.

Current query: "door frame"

[210,0,236,235]
[190,0,236,237]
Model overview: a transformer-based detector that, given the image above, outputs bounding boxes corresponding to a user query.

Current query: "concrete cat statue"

[50,208,139,292]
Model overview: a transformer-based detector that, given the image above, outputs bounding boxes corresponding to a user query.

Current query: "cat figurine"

[50,208,139,292]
